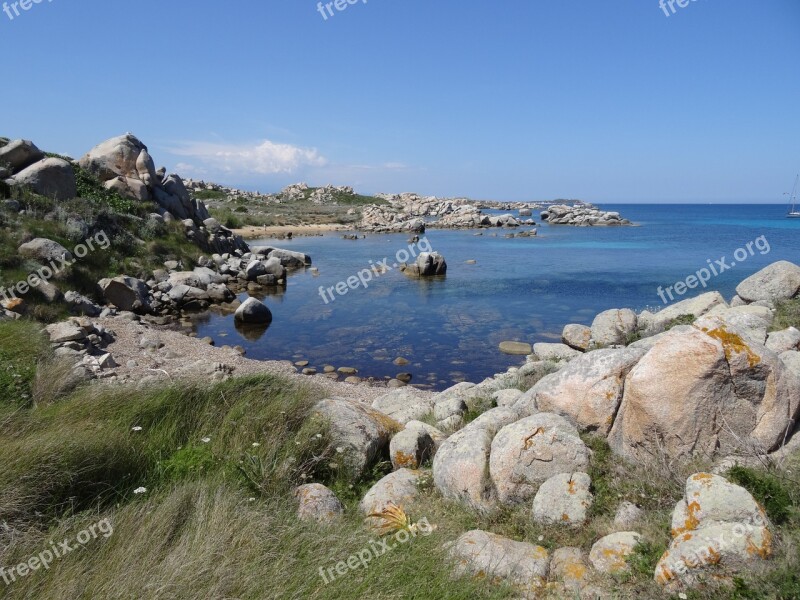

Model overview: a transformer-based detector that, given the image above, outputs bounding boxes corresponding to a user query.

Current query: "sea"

[194,204,800,390]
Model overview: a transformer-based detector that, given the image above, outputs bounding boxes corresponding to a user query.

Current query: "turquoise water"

[195,204,800,390]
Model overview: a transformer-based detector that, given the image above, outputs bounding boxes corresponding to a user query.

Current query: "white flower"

[678,594,688,600]
[314,434,323,439]
[336,447,344,454]
[201,437,211,444]
[537,535,544,542]
[252,442,261,447]
[133,487,147,495]
[131,426,143,432]
[248,497,256,502]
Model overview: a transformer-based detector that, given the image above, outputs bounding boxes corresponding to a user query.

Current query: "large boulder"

[736,261,800,303]
[669,473,768,537]
[518,347,646,433]
[268,248,311,268]
[168,285,210,309]
[18,238,73,263]
[10,158,76,200]
[79,133,157,186]
[312,397,401,478]
[104,176,151,202]
[98,276,151,313]
[447,530,549,593]
[416,252,447,276]
[655,473,772,589]
[609,318,800,462]
[707,305,773,345]
[432,407,520,512]
[591,308,637,346]
[0,139,44,172]
[489,413,591,506]
[234,297,272,324]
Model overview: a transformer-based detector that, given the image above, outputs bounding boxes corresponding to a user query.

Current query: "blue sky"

[1,0,799,202]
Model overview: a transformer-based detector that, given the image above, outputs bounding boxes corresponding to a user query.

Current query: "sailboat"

[787,175,800,218]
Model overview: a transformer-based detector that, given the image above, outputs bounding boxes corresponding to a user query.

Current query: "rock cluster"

[94,245,309,317]
[399,252,447,277]
[542,203,633,226]
[79,134,250,256]
[44,318,117,381]
[1,139,76,200]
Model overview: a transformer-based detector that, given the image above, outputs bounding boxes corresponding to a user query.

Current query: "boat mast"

[787,175,799,213]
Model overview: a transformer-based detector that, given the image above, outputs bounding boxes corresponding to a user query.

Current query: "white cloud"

[167,139,327,176]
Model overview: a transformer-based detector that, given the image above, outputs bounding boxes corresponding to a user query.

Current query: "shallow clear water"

[196,204,800,390]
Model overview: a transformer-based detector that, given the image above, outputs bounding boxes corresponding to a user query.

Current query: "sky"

[1,0,799,203]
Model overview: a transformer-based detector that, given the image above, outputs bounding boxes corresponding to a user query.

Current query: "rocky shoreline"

[290,259,800,596]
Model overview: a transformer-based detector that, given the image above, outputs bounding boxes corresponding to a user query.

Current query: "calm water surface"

[195,204,800,390]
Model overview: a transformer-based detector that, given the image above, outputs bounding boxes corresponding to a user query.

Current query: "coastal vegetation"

[0,321,797,598]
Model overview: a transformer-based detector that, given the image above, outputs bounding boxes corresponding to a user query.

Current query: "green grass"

[0,320,52,405]
[0,328,510,599]
[193,189,228,200]
[771,298,800,332]
[665,314,697,330]
[0,319,799,598]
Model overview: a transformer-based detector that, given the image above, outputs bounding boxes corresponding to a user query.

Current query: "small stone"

[393,357,410,366]
[295,360,309,367]
[589,532,642,574]
[345,376,362,384]
[387,379,407,388]
[323,365,336,373]
[338,367,358,375]
[396,372,413,383]
[302,368,317,376]
[294,483,344,524]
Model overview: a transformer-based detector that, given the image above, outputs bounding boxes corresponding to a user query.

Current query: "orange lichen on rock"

[691,473,714,484]
[600,548,627,571]
[746,530,773,559]
[523,427,545,450]
[672,500,702,536]
[564,562,587,581]
[701,326,761,367]
[393,451,417,468]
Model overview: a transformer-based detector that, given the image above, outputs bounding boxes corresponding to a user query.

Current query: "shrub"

[726,465,795,525]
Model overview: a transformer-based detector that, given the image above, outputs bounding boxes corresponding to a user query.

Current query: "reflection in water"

[234,319,271,341]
